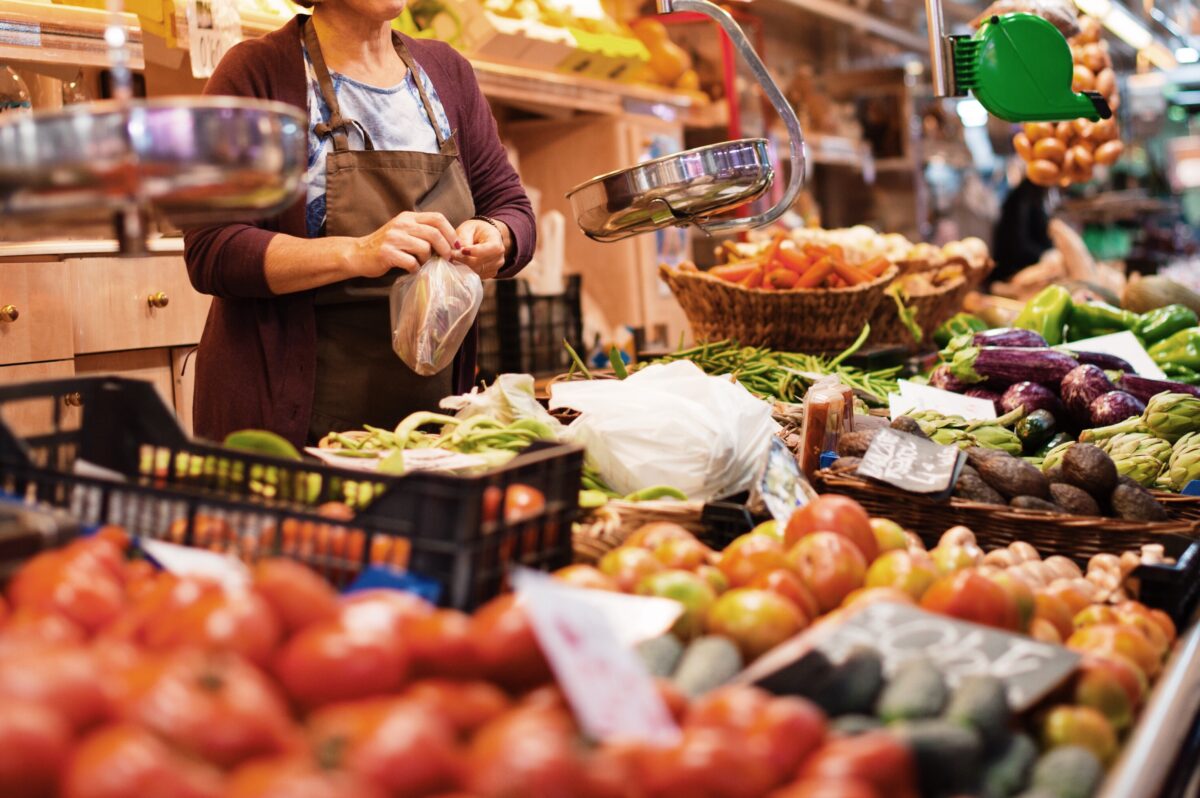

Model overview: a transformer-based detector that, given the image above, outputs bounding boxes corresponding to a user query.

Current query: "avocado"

[836,430,879,458]
[809,648,885,717]
[1062,443,1118,501]
[955,472,1007,505]
[893,719,983,796]
[981,733,1038,798]
[1048,483,1102,517]
[636,634,685,678]
[945,675,1012,752]
[876,658,949,722]
[978,453,1052,499]
[672,636,742,697]
[892,416,929,439]
[830,714,884,737]
[1110,481,1169,522]
[1010,495,1063,513]
[1030,746,1104,798]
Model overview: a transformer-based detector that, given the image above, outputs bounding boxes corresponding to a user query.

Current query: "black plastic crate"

[476,275,583,384]
[0,377,583,609]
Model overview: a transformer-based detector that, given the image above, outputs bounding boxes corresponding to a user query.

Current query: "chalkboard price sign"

[856,428,965,496]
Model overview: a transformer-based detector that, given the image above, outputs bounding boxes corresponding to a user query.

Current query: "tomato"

[787,533,868,613]
[252,559,340,636]
[481,486,503,524]
[746,696,827,782]
[407,609,482,679]
[9,549,124,635]
[406,678,511,735]
[505,484,546,523]
[988,572,1034,632]
[653,538,714,570]
[94,525,132,552]
[636,570,717,640]
[470,595,552,692]
[863,551,936,602]
[1033,590,1076,640]
[61,724,225,798]
[0,699,72,798]
[275,620,409,710]
[339,589,434,637]
[799,732,917,796]
[688,684,772,731]
[225,756,388,798]
[784,496,877,563]
[1066,623,1162,680]
[1041,705,1118,764]
[153,590,283,667]
[706,589,806,660]
[598,547,664,592]
[65,537,126,581]
[717,534,789,588]
[121,560,159,595]
[656,679,690,724]
[129,576,222,647]
[120,650,298,769]
[0,643,110,732]
[309,697,462,796]
[640,726,778,798]
[751,570,820,619]
[769,778,880,798]
[580,741,645,798]
[466,705,588,798]
[624,522,698,550]
[919,569,1011,630]
[553,565,618,591]
[1,608,85,646]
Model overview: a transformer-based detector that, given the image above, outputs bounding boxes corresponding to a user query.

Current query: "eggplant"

[964,388,1003,415]
[1089,391,1147,427]
[1061,365,1117,421]
[1000,382,1064,417]
[950,347,1079,386]
[1114,373,1200,404]
[973,328,1050,348]
[929,365,969,393]
[1064,349,1135,373]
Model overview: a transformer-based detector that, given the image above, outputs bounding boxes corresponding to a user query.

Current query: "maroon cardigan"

[183,16,535,447]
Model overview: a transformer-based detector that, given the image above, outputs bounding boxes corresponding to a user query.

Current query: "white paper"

[889,380,998,421]
[513,568,681,746]
[549,361,779,501]
[138,538,249,591]
[1067,330,1167,379]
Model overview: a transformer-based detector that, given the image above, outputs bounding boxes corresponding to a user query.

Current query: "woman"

[184,0,535,447]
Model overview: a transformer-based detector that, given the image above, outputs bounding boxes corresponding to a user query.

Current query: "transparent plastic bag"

[390,256,484,376]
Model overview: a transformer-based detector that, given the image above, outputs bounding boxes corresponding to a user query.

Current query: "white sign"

[138,537,249,591]
[187,0,242,79]
[889,379,998,421]
[513,568,681,746]
[1068,330,1167,380]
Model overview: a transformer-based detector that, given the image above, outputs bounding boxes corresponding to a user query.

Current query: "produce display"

[702,235,892,291]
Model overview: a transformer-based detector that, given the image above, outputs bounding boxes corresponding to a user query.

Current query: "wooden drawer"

[0,262,74,366]
[74,349,176,414]
[68,256,211,354]
[0,359,79,439]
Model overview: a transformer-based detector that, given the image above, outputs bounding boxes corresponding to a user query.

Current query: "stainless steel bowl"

[567,138,774,242]
[0,96,307,237]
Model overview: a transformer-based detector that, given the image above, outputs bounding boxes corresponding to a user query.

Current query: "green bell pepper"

[1014,285,1073,346]
[1163,362,1200,385]
[934,313,987,348]
[1149,328,1200,372]
[1134,304,1200,346]
[1065,302,1139,342]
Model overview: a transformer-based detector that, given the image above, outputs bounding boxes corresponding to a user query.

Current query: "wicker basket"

[869,276,971,349]
[572,500,706,563]
[660,264,899,353]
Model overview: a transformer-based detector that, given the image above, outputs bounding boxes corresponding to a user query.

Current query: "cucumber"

[635,634,684,678]
[893,719,983,797]
[672,636,742,697]
[1016,410,1059,453]
[876,658,948,722]
[945,674,1012,753]
[1030,746,1103,798]
[981,733,1038,798]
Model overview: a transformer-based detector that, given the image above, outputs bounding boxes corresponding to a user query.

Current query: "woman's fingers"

[381,247,419,273]
[410,212,459,251]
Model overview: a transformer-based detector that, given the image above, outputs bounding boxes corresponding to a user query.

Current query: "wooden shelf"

[0,0,143,69]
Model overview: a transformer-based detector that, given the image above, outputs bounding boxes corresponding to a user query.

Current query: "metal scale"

[568,0,1114,242]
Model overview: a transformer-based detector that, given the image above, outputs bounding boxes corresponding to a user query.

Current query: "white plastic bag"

[390,256,484,376]
[549,361,779,501]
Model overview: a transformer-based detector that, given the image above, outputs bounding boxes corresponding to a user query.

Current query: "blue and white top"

[302,42,453,237]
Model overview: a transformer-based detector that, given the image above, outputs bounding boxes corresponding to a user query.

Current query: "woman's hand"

[454,218,511,280]
[351,211,460,278]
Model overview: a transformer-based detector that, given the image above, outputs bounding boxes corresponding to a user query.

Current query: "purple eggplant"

[1000,382,1064,417]
[929,365,969,393]
[1061,364,1117,420]
[949,346,1079,386]
[1089,390,1147,426]
[1114,373,1200,404]
[973,328,1049,348]
[964,388,1003,415]
[1064,349,1135,373]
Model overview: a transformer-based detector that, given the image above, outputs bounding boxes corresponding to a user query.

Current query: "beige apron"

[303,17,475,444]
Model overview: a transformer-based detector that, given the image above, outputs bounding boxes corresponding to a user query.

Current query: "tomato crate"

[0,377,583,609]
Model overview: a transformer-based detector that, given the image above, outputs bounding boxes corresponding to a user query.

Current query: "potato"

[1069,145,1094,173]
[1073,64,1096,92]
[1091,118,1117,143]
[1055,121,1074,142]
[1024,122,1055,142]
[1095,68,1116,99]
[1033,137,1067,164]
[1027,159,1061,186]
[1081,43,1107,74]
[1013,132,1033,161]
[1094,139,1124,166]
[1077,16,1102,44]
[1072,118,1095,139]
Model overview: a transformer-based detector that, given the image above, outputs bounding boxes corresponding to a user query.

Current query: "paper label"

[857,428,965,496]
[187,0,241,78]
[513,568,681,746]
[889,380,997,421]
[1068,330,1167,379]
[759,436,810,524]
[137,537,249,591]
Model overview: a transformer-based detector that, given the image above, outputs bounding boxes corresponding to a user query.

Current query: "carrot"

[739,268,764,289]
[710,260,762,283]
[832,261,869,286]
[829,275,845,288]
[763,232,786,267]
[777,247,810,273]
[828,244,845,261]
[861,255,891,277]
[766,268,799,289]
[796,256,836,288]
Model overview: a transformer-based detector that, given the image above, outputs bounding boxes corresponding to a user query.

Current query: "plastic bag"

[390,256,484,376]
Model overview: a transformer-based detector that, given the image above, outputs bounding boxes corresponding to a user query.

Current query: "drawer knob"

[147,292,170,309]
[0,304,17,322]
[63,392,83,407]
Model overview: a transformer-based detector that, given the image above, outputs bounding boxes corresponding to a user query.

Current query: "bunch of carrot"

[707,234,891,291]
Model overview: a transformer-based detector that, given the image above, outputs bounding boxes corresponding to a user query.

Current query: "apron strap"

[392,35,455,155]
[302,16,354,153]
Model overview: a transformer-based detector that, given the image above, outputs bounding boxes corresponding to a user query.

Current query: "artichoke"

[1041,441,1075,472]
[968,425,1025,456]
[1112,453,1167,488]
[1080,419,1150,443]
[1143,393,1200,443]
[1165,434,1200,491]
[931,428,972,448]
[1099,432,1173,465]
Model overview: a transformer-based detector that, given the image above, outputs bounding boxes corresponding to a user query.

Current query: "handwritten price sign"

[187,0,241,78]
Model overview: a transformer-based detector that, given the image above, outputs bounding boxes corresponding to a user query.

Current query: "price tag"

[857,428,965,497]
[136,537,249,591]
[512,568,681,746]
[889,380,997,421]
[738,602,1080,712]
[187,0,242,79]
[1067,330,1167,379]
[758,436,810,524]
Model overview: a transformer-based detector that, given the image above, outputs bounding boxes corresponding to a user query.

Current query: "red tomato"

[61,724,225,798]
[717,534,789,588]
[0,699,72,798]
[750,569,820,620]
[225,756,388,798]
[129,576,223,647]
[640,726,778,798]
[799,732,917,796]
[9,549,124,635]
[120,650,298,769]
[339,589,434,638]
[406,678,511,735]
[920,569,1012,630]
[787,533,868,614]
[154,590,283,667]
[553,565,619,591]
[785,496,878,563]
[94,525,132,553]
[310,697,462,797]
[252,559,340,636]
[747,696,827,782]
[688,685,772,731]
[1,608,85,646]
[470,595,552,692]
[505,484,546,523]
[406,609,482,679]
[0,643,110,732]
[467,705,585,798]
[275,620,409,710]
[769,778,880,798]
[64,537,126,582]
[706,589,807,661]
[121,560,159,596]
[624,522,698,550]
[656,679,690,724]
